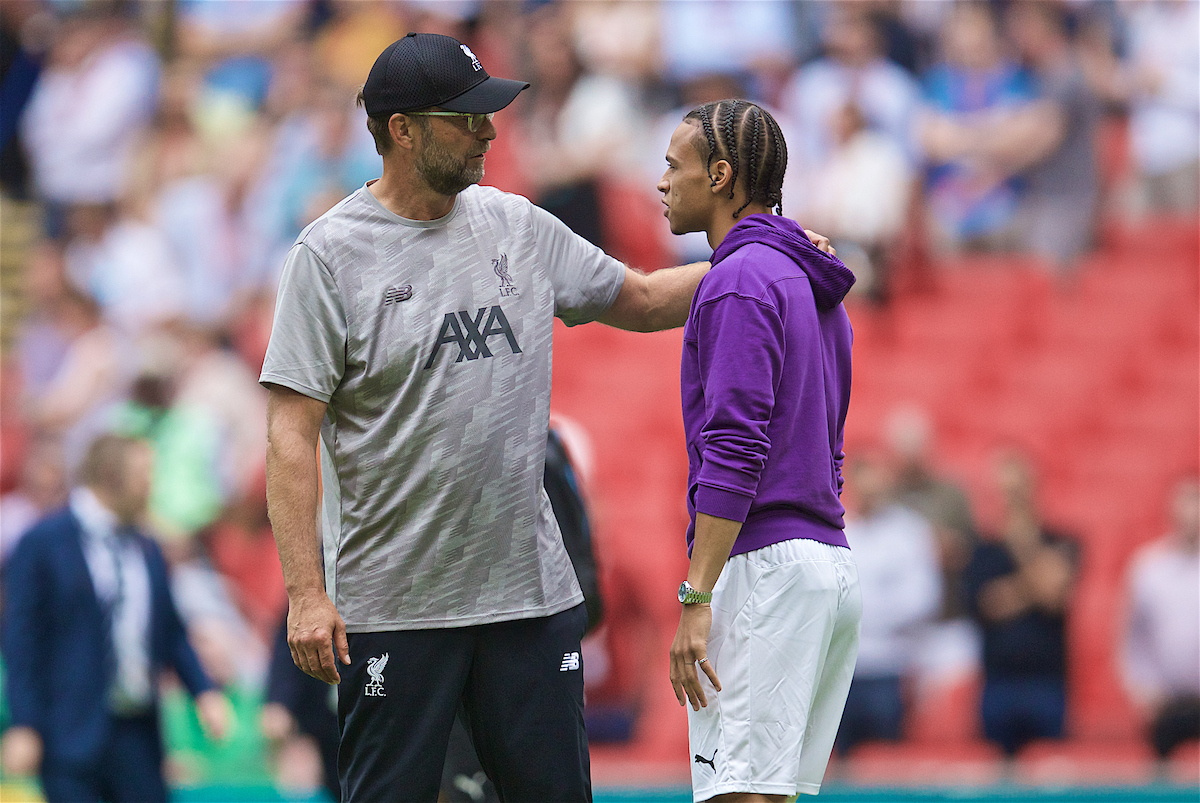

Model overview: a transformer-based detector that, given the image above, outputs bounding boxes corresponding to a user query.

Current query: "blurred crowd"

[0,0,1197,795]
[834,408,1198,763]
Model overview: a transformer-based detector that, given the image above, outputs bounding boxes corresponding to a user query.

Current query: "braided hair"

[684,99,788,219]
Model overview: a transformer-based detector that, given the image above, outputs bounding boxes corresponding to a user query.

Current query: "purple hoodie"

[681,214,855,556]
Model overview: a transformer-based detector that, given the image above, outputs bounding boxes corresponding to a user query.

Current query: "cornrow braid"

[696,104,719,180]
[684,98,789,219]
[719,100,741,200]
[736,105,763,218]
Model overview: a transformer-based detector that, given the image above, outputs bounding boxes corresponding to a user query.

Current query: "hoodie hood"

[710,214,855,310]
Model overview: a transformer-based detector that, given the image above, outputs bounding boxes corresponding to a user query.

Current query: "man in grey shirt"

[262,32,828,803]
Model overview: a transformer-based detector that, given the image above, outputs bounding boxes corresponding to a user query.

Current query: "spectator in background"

[130,61,248,327]
[175,0,303,138]
[1004,0,1102,269]
[858,0,930,76]
[795,101,914,303]
[884,406,981,738]
[131,55,279,329]
[965,451,1077,757]
[176,0,303,67]
[1116,0,1199,215]
[170,321,268,516]
[108,336,225,543]
[312,0,408,94]
[0,436,67,559]
[837,454,942,753]
[15,240,73,399]
[169,535,269,695]
[895,0,956,75]
[276,80,381,242]
[518,4,644,248]
[1122,477,1200,759]
[19,2,159,232]
[238,42,329,288]
[781,7,919,300]
[204,480,285,644]
[886,406,979,627]
[61,201,185,337]
[23,286,126,467]
[0,434,229,803]
[781,5,920,175]
[0,0,47,201]
[658,0,799,101]
[567,0,660,84]
[917,1,1035,253]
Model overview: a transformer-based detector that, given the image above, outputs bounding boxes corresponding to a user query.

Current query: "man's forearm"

[599,261,710,333]
[644,261,710,331]
[688,512,743,592]
[266,426,325,599]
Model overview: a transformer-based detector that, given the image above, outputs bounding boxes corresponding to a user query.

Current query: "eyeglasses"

[405,111,494,133]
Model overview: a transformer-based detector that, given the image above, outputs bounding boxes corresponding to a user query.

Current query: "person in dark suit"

[1,434,229,803]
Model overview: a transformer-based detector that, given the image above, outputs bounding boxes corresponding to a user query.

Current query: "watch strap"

[679,581,712,605]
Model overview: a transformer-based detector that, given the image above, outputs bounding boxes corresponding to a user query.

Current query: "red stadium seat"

[843,740,1004,786]
[906,673,983,744]
[1015,739,1157,785]
[1168,740,1200,785]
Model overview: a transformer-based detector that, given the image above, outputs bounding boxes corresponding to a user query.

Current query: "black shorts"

[338,603,590,803]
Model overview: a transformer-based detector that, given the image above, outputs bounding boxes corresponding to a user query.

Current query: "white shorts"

[688,538,861,802]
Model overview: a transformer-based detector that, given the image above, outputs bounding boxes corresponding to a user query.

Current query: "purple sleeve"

[693,293,784,522]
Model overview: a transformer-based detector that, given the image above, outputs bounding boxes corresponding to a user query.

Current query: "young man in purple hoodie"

[659,99,862,802]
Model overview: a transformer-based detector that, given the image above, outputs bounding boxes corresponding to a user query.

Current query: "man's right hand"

[1,726,42,777]
[287,591,351,684]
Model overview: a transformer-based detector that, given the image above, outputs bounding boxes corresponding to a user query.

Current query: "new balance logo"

[424,305,522,369]
[383,285,413,304]
[559,651,580,671]
[694,749,717,771]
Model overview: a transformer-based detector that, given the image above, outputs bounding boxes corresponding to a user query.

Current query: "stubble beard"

[416,136,484,196]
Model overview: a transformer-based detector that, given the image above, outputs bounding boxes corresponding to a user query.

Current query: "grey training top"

[260,183,625,631]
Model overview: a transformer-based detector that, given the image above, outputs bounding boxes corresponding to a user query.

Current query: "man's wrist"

[287,585,332,607]
[678,580,712,605]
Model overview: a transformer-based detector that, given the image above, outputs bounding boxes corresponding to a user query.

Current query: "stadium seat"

[843,740,1004,786]
[906,673,983,744]
[1168,740,1200,785]
[1014,739,1157,786]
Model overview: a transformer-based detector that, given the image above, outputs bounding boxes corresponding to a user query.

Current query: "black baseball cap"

[362,33,529,116]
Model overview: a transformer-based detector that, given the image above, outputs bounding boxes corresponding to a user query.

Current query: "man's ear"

[389,113,418,151]
[709,159,734,197]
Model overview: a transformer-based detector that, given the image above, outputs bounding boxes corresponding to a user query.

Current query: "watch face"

[678,582,689,603]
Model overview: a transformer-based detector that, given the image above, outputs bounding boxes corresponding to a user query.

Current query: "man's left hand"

[196,690,232,742]
[805,229,836,257]
[669,604,721,711]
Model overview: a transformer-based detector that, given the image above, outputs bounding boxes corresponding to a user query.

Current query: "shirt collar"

[70,486,120,541]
